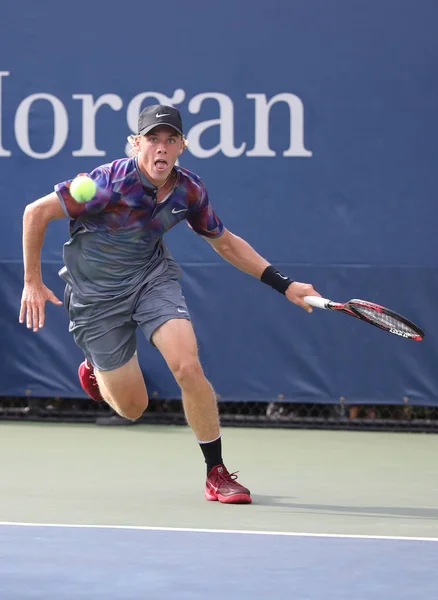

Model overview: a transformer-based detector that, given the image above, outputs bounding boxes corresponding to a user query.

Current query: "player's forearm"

[22,203,49,284]
[212,232,270,278]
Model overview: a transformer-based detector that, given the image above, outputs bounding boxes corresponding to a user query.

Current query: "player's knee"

[112,396,148,420]
[171,358,204,388]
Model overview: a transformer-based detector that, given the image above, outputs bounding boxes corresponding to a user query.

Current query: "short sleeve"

[55,166,113,219]
[186,185,224,238]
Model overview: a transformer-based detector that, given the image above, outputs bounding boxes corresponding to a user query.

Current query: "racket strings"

[354,306,415,333]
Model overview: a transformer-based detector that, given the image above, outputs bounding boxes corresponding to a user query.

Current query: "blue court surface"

[1,523,438,599]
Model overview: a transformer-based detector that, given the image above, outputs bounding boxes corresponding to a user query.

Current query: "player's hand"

[19,283,63,332]
[285,281,321,313]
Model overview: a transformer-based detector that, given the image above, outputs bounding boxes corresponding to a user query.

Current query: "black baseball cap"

[138,104,183,136]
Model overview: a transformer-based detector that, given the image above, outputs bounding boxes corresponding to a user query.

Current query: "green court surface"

[1,422,438,538]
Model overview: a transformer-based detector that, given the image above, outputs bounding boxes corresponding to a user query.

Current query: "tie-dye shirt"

[55,157,224,299]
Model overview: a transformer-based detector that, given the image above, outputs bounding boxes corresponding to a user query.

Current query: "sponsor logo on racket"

[389,328,413,338]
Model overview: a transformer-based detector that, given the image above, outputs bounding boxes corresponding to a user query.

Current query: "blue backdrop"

[1,0,437,404]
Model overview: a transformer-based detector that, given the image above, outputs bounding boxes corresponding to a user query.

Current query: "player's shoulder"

[175,166,207,204]
[176,166,205,189]
[96,157,137,181]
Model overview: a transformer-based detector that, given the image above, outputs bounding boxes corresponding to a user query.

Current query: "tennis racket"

[303,296,424,341]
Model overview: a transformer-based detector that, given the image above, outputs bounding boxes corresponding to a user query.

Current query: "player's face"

[137,126,184,185]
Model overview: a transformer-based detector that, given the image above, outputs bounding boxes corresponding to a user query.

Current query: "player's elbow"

[24,193,65,223]
[23,200,47,226]
[209,229,235,257]
[23,201,41,223]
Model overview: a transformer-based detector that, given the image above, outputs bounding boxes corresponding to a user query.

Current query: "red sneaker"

[205,465,252,504]
[78,359,104,402]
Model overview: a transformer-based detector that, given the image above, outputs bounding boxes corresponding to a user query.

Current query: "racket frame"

[303,296,424,341]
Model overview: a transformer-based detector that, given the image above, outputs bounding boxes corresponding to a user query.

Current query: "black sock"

[199,436,223,473]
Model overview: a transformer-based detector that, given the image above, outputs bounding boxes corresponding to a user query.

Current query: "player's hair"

[126,133,188,157]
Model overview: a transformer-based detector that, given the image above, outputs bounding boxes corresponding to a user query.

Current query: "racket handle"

[303,296,331,310]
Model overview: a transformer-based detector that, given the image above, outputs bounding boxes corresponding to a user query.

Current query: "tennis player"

[19,104,321,504]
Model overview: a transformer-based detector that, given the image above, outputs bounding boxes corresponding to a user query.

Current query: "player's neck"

[139,163,173,189]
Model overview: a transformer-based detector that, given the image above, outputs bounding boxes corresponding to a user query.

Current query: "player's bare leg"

[152,318,251,504]
[94,354,149,420]
[152,319,219,440]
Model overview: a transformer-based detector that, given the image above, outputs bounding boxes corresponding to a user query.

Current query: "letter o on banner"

[14,93,68,159]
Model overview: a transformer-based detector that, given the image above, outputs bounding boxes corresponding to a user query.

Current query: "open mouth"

[154,159,168,171]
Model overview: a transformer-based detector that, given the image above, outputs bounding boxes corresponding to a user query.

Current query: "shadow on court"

[252,495,438,520]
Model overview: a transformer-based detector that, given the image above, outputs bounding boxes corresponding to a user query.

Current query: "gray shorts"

[64,272,190,371]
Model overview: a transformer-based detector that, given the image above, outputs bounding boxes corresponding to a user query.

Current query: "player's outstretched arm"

[206,228,321,312]
[19,193,65,332]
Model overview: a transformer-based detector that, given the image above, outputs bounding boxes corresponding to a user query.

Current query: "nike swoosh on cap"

[156,113,170,118]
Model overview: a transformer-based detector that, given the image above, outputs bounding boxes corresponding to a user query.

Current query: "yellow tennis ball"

[70,176,97,203]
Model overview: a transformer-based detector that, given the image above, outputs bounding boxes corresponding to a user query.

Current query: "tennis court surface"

[2,422,438,598]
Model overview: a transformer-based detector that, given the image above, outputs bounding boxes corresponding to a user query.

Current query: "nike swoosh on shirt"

[171,208,188,214]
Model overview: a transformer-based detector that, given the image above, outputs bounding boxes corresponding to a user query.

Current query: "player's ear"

[178,135,187,156]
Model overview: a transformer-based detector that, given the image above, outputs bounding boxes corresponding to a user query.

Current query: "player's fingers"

[291,298,313,313]
[32,306,40,332]
[297,296,313,313]
[19,300,27,324]
[38,304,46,329]
[302,301,313,314]
[303,287,321,299]
[26,302,33,329]
[301,287,321,312]
[48,292,63,306]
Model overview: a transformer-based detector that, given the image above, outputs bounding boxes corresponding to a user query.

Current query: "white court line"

[1,521,438,543]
